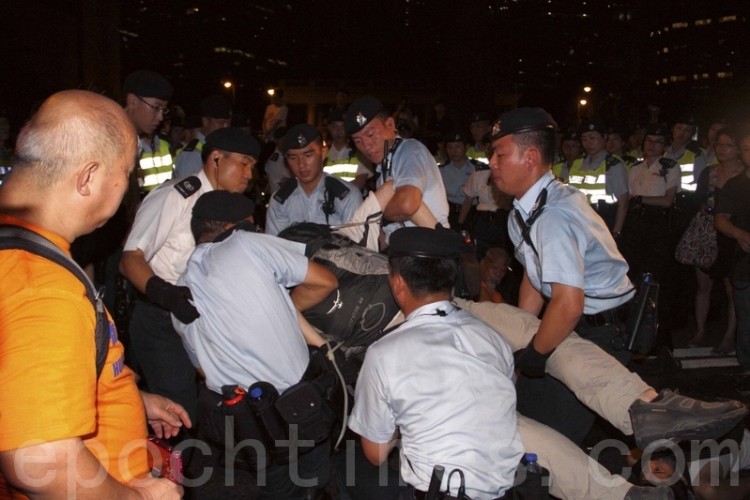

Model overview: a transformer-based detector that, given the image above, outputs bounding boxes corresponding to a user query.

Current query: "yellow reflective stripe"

[139,152,173,169]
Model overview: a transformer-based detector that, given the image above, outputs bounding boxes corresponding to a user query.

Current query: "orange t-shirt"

[0,215,149,498]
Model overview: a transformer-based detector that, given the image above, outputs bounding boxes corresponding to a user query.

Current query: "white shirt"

[463,169,500,212]
[349,301,523,499]
[628,159,681,197]
[123,168,213,284]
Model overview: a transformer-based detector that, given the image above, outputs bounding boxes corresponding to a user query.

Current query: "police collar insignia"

[297,133,307,147]
[356,112,366,127]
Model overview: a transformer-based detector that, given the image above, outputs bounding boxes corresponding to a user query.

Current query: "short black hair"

[388,255,458,297]
[190,217,228,244]
[511,128,557,166]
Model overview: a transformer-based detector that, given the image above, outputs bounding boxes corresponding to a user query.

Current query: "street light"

[222,80,235,103]
[583,86,592,93]
[267,88,275,97]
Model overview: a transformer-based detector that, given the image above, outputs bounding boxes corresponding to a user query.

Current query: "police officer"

[344,96,449,241]
[664,114,705,193]
[569,118,630,234]
[551,129,582,182]
[467,112,492,164]
[265,123,363,235]
[119,128,260,422]
[324,108,372,191]
[489,108,636,442]
[606,125,639,168]
[173,94,232,179]
[122,69,175,195]
[439,130,477,228]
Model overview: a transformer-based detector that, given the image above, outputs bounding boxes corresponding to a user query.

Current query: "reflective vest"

[324,147,359,183]
[138,137,174,192]
[568,154,622,204]
[467,145,489,165]
[665,142,703,192]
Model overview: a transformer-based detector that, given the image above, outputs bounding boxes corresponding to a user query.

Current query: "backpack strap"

[0,225,110,378]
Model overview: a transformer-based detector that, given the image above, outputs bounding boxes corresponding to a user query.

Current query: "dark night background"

[1,0,749,137]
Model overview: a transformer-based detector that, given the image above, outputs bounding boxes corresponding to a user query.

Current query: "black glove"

[514,336,554,378]
[145,275,200,324]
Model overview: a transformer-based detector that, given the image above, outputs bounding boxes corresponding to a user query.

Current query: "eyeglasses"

[135,95,169,116]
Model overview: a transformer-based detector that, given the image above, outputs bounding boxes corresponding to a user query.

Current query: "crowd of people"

[2,69,750,500]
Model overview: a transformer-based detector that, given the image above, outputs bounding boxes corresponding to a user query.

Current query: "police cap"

[204,128,260,158]
[470,112,491,125]
[193,191,255,222]
[444,130,469,144]
[122,70,173,101]
[490,107,557,141]
[344,96,384,135]
[281,123,321,154]
[327,108,346,124]
[200,95,232,119]
[644,123,669,138]
[561,128,580,142]
[579,118,607,136]
[672,114,696,127]
[389,227,464,259]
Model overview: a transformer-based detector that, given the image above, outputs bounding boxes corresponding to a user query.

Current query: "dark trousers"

[128,300,199,423]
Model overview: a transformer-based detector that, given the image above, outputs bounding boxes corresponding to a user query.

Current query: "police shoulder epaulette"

[173,176,202,198]
[270,152,279,162]
[631,159,646,168]
[182,138,200,153]
[325,175,350,200]
[658,157,678,170]
[470,158,490,171]
[605,153,623,170]
[686,141,704,156]
[438,160,449,169]
[273,177,298,204]
[622,154,637,165]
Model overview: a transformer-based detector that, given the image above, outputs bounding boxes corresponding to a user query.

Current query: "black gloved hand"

[514,336,554,378]
[145,275,200,324]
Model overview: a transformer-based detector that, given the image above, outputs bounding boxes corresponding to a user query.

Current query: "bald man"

[0,90,189,499]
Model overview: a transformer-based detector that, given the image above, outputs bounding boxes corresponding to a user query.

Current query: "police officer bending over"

[173,190,338,498]
[266,123,363,235]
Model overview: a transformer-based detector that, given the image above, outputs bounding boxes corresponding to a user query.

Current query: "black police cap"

[561,128,580,142]
[579,118,607,136]
[281,123,321,154]
[344,96,384,135]
[490,107,557,141]
[672,114,696,127]
[200,95,232,119]
[470,112,492,124]
[644,123,669,138]
[122,70,173,101]
[193,191,255,222]
[389,227,464,259]
[204,128,260,158]
[444,130,469,144]
[327,108,346,124]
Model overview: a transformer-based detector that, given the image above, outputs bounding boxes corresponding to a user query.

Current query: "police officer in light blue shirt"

[266,123,363,235]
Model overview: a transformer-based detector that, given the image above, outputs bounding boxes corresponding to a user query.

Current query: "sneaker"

[629,389,748,449]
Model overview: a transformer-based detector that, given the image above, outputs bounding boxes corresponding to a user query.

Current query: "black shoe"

[629,389,748,449]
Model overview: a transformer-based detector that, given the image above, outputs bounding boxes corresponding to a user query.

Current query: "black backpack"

[0,225,110,378]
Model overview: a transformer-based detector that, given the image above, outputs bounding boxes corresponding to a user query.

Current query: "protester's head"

[281,124,324,189]
[480,247,511,286]
[346,96,395,164]
[488,107,557,198]
[122,69,173,136]
[388,227,463,299]
[202,127,260,193]
[714,126,740,164]
[10,90,137,236]
[190,190,255,243]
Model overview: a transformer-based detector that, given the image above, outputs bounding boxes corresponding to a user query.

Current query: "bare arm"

[716,212,750,252]
[361,432,398,466]
[518,272,545,317]
[532,282,585,354]
[613,192,629,235]
[297,311,326,347]
[290,261,338,312]
[0,439,182,500]
[119,249,155,294]
[140,391,192,440]
[383,185,422,222]
[457,196,474,226]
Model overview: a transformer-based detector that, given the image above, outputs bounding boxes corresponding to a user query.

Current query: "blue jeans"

[733,279,750,370]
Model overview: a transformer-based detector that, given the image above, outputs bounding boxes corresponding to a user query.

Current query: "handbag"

[674,209,717,269]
